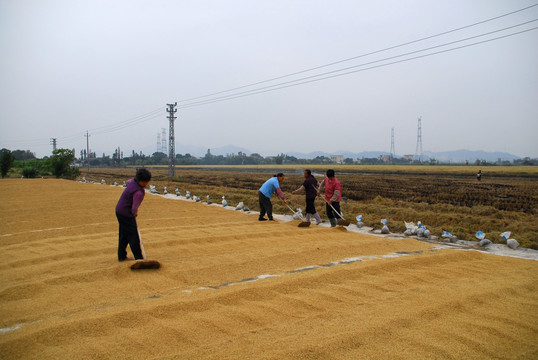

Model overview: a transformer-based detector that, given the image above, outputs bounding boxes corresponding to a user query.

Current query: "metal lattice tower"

[167,102,177,177]
[390,127,395,163]
[85,131,90,172]
[415,117,423,162]
[156,133,161,153]
[161,128,167,153]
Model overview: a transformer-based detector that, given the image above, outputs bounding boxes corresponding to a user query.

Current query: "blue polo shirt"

[259,177,280,198]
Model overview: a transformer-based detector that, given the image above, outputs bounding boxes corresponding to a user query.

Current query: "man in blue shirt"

[258,173,287,221]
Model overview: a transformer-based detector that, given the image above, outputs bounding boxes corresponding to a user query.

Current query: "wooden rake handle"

[312,183,346,221]
[285,203,306,222]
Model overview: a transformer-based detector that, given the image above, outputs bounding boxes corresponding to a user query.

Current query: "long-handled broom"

[320,197,350,226]
[130,226,161,270]
[311,183,350,226]
[285,204,311,227]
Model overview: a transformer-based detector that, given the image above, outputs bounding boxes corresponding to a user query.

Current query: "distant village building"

[403,154,414,161]
[330,155,344,164]
[378,154,392,163]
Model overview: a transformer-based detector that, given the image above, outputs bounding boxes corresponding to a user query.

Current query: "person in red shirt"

[317,169,342,227]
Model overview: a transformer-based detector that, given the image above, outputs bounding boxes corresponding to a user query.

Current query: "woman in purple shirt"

[115,168,151,261]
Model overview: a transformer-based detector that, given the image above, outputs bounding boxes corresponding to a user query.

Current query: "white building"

[330,155,344,164]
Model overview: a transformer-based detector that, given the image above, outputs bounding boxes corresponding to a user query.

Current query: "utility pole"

[50,138,57,153]
[415,117,423,162]
[85,131,90,172]
[166,102,177,177]
[390,127,395,164]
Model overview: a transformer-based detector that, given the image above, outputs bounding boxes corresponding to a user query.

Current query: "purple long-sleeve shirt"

[292,175,318,199]
[115,179,146,217]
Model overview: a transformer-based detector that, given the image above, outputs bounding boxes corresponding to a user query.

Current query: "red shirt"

[322,177,342,202]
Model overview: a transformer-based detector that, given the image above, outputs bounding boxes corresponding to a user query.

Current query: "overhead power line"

[90,110,166,136]
[176,4,538,105]
[87,107,165,134]
[42,5,538,144]
[3,107,166,151]
[177,22,538,109]
[7,4,536,152]
[53,107,166,144]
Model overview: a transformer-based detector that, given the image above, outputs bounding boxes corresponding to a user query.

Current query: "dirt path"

[1,179,537,359]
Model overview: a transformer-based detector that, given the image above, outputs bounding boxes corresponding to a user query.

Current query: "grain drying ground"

[1,179,537,359]
[82,166,538,248]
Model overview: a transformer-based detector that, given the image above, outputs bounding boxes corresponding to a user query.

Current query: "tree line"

[1,148,79,179]
[1,147,537,179]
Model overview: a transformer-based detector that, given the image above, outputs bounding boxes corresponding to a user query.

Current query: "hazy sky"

[1,0,537,158]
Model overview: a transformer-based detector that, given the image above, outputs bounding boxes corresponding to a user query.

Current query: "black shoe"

[259,217,268,221]
[268,218,275,221]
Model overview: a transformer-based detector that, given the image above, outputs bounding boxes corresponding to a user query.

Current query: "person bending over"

[115,168,151,261]
[258,173,287,221]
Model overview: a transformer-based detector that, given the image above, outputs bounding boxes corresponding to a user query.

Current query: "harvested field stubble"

[83,166,538,249]
[1,178,537,359]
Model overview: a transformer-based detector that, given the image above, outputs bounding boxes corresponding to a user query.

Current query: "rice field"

[81,165,538,249]
[1,178,537,359]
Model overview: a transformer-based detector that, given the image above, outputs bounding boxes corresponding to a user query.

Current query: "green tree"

[12,149,36,161]
[50,148,79,178]
[202,149,215,165]
[152,152,168,165]
[22,166,38,178]
[1,149,15,178]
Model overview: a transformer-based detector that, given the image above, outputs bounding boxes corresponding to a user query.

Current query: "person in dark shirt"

[292,169,322,225]
[115,168,151,261]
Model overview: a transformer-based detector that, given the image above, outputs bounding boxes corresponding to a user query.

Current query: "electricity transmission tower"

[389,127,395,163]
[166,102,177,177]
[414,117,423,162]
[161,128,167,153]
[85,131,91,172]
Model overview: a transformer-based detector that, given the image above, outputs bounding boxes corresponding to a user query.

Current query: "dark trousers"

[258,191,273,220]
[305,197,317,214]
[116,211,145,260]
[326,201,341,219]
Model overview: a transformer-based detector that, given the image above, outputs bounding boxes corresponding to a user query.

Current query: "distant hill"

[170,144,521,163]
[286,149,519,163]
[423,150,519,163]
[285,150,391,160]
[210,145,252,156]
[174,144,252,157]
